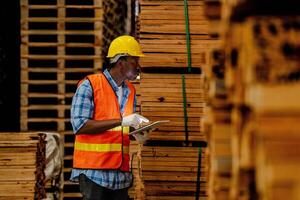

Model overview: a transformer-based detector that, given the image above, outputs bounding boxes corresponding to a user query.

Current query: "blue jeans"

[79,174,129,200]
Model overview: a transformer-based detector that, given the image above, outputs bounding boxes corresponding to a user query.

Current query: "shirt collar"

[103,69,128,92]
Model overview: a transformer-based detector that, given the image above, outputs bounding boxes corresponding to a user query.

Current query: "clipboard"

[129,120,170,135]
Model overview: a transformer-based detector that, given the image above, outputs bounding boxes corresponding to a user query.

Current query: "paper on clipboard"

[129,120,170,135]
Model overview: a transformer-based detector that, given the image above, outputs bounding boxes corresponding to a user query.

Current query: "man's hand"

[121,113,149,129]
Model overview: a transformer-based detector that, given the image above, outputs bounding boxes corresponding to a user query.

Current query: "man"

[70,35,149,200]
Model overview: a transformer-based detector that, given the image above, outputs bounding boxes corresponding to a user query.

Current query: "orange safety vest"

[73,73,135,171]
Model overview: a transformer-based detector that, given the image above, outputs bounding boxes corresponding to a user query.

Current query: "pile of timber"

[204,1,300,199]
[135,0,224,199]
[0,132,47,199]
[139,0,220,69]
[137,71,210,198]
[225,14,300,199]
[140,73,205,142]
[136,146,207,200]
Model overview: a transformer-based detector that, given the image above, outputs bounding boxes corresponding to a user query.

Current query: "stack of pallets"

[214,1,300,198]
[20,0,103,132]
[0,132,47,199]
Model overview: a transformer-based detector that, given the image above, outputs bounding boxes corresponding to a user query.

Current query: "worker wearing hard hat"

[70,35,149,200]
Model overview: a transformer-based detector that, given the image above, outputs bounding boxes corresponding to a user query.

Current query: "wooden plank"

[0,182,35,196]
[140,0,204,6]
[0,153,36,166]
[20,0,29,131]
[141,24,208,34]
[21,30,103,35]
[22,17,103,22]
[245,83,300,114]
[0,132,41,141]
[57,0,66,131]
[27,42,102,47]
[26,5,103,9]
[21,55,101,59]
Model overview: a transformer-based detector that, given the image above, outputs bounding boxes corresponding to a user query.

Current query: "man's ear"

[115,59,124,68]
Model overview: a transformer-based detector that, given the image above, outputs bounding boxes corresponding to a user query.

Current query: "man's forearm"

[76,119,122,134]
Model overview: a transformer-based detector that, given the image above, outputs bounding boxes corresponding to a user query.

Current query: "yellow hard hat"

[107,35,145,58]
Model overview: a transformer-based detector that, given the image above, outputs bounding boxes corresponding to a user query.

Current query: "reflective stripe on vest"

[73,73,135,171]
[75,142,129,154]
[109,126,130,134]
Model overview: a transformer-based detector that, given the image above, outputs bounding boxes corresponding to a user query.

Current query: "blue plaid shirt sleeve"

[70,79,94,134]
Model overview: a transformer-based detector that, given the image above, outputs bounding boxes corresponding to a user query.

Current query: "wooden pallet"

[225,17,300,88]
[223,14,300,200]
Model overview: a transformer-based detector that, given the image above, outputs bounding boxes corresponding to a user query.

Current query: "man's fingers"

[136,114,149,123]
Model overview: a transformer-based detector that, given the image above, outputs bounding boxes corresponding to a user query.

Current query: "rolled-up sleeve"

[70,80,94,134]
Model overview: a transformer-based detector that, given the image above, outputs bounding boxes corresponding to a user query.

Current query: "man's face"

[120,57,141,80]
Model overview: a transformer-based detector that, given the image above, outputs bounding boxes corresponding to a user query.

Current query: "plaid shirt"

[70,69,135,189]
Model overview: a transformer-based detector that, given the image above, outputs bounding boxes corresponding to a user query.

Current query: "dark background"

[0,1,20,131]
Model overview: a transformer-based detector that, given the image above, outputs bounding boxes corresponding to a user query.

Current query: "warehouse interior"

[0,0,300,199]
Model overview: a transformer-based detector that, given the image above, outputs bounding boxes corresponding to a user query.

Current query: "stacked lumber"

[0,132,46,199]
[138,72,208,198]
[140,73,205,142]
[204,1,300,199]
[135,0,224,198]
[137,146,207,200]
[223,14,300,199]
[139,0,220,69]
